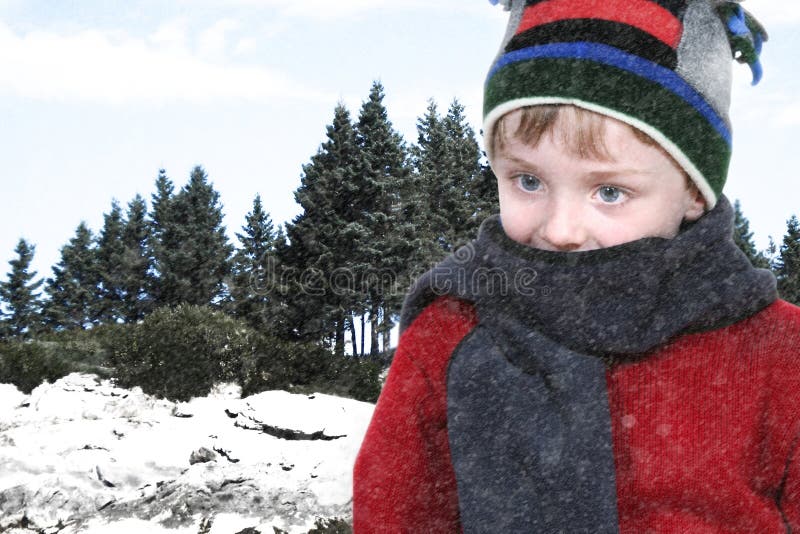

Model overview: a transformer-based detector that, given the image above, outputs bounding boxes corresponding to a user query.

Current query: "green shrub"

[329,357,382,403]
[34,324,122,378]
[0,341,71,393]
[0,322,126,393]
[238,336,331,396]
[107,305,255,402]
[239,336,382,403]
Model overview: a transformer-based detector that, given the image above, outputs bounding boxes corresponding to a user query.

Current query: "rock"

[172,405,194,418]
[190,447,218,465]
[0,373,375,533]
[213,446,240,463]
[97,462,347,530]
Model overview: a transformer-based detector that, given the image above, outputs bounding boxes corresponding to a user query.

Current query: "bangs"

[491,104,659,161]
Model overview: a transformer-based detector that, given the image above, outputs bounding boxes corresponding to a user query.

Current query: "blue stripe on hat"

[487,42,731,145]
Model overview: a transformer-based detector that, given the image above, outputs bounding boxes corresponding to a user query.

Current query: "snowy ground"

[0,373,375,533]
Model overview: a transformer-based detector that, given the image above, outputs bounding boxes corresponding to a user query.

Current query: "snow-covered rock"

[0,373,375,533]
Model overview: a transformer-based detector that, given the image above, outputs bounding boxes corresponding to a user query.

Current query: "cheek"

[498,197,539,243]
[596,208,682,245]
[597,225,647,246]
[496,184,518,223]
[501,218,535,245]
[645,199,691,237]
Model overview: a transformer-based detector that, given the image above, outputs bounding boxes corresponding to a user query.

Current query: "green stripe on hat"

[484,58,731,203]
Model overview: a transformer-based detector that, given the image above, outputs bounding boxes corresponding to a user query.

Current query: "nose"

[539,197,587,251]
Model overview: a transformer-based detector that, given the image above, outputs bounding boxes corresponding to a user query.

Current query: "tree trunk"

[348,313,359,357]
[334,314,345,357]
[370,301,379,357]
[381,305,392,354]
[360,313,366,360]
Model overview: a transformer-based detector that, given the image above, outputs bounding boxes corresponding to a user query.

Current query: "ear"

[683,186,706,222]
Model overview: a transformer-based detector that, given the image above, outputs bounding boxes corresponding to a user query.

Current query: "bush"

[239,336,382,403]
[34,324,122,378]
[307,354,382,403]
[238,336,332,396]
[0,341,71,393]
[107,305,255,402]
[0,323,126,393]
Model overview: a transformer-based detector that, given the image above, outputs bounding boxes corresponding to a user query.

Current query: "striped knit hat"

[483,0,767,208]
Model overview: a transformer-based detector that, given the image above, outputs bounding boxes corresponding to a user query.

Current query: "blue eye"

[598,186,624,203]
[517,174,541,192]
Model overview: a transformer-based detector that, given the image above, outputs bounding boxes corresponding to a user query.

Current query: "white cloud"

[148,18,190,53]
[777,104,800,127]
[0,21,332,104]
[189,0,398,17]
[730,52,800,127]
[177,0,495,20]
[198,18,239,59]
[233,36,257,56]
[741,0,800,27]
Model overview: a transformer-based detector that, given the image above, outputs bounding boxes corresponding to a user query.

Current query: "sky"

[1,0,799,283]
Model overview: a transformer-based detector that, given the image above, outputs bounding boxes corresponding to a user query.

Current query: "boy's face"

[493,109,706,252]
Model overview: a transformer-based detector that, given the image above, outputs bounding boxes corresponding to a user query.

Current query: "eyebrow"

[499,154,541,170]
[494,154,547,179]
[587,169,653,180]
[499,154,654,181]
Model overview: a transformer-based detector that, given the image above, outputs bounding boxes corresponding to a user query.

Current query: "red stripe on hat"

[516,0,683,49]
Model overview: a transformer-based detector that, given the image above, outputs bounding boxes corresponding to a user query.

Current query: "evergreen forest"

[1,82,798,403]
[0,82,497,402]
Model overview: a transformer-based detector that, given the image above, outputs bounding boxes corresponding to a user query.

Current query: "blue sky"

[1,0,798,283]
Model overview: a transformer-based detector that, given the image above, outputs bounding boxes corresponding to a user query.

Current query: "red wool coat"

[354,296,800,532]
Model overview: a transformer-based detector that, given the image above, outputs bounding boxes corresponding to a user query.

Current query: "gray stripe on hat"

[676,0,733,128]
[486,1,527,82]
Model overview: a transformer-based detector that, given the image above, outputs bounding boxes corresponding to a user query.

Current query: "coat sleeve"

[782,437,800,528]
[766,301,800,527]
[353,297,477,533]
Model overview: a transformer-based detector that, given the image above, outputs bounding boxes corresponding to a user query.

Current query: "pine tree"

[410,98,495,271]
[120,194,152,322]
[442,99,495,247]
[44,222,100,330]
[0,239,44,339]
[95,200,127,323]
[732,199,770,269]
[173,166,234,306]
[230,194,282,332]
[354,81,411,356]
[764,236,779,269]
[474,162,500,221]
[148,169,178,307]
[149,167,233,307]
[283,103,363,354]
[412,99,451,259]
[775,215,800,305]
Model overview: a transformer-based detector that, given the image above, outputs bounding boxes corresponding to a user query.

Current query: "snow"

[0,373,376,533]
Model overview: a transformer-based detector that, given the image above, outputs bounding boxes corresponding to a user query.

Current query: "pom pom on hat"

[718,2,768,85]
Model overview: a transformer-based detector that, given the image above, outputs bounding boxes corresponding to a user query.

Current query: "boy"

[354,0,800,531]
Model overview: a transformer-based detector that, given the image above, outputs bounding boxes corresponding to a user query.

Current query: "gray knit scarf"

[402,195,777,358]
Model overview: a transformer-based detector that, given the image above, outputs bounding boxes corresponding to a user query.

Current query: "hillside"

[0,373,375,533]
